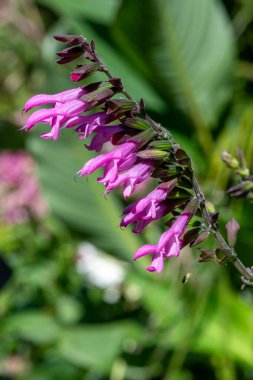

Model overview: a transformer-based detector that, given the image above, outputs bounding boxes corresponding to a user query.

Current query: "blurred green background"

[0,0,253,379]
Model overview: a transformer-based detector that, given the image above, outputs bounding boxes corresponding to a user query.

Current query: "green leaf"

[24,361,79,380]
[114,0,235,126]
[193,280,253,366]
[36,0,120,25]
[16,261,59,288]
[27,135,141,259]
[2,311,60,344]
[58,322,141,372]
[55,295,83,325]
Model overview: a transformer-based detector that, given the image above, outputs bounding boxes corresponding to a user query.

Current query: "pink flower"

[64,112,118,137]
[0,150,47,224]
[84,125,123,152]
[78,141,138,184]
[120,180,177,231]
[24,100,87,140]
[23,84,116,140]
[105,161,154,199]
[127,203,171,234]
[133,211,193,272]
[23,87,87,112]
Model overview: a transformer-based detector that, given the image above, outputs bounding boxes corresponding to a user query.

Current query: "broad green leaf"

[114,0,235,126]
[58,322,141,372]
[36,0,120,25]
[2,311,60,344]
[27,135,141,259]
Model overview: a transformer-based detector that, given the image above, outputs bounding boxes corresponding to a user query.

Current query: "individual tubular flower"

[84,125,123,152]
[78,141,139,183]
[23,82,117,140]
[131,203,171,234]
[23,87,88,112]
[133,201,197,272]
[120,179,177,231]
[64,111,117,137]
[24,100,88,140]
[104,161,154,199]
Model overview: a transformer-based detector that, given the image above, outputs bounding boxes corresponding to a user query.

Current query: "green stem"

[88,42,253,286]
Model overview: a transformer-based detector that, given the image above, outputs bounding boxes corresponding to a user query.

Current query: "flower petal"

[146,251,164,273]
[133,244,157,260]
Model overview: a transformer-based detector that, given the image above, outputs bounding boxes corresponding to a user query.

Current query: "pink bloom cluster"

[133,211,192,272]
[0,151,47,225]
[22,34,198,272]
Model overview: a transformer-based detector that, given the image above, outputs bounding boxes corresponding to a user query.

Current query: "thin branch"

[86,41,253,286]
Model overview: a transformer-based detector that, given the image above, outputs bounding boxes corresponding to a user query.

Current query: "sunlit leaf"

[58,322,141,372]
[114,0,235,126]
[2,311,60,344]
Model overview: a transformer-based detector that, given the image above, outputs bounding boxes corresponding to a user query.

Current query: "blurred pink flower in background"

[0,150,47,225]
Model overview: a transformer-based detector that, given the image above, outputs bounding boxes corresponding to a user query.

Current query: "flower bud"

[205,200,216,214]
[82,88,115,112]
[108,78,124,92]
[148,140,172,151]
[153,164,183,179]
[123,117,151,131]
[228,181,253,197]
[174,148,191,166]
[198,249,215,263]
[221,151,239,169]
[226,218,240,247]
[105,99,136,115]
[190,230,209,247]
[57,46,84,60]
[53,34,85,46]
[57,56,81,65]
[236,167,250,178]
[137,149,168,160]
[70,63,100,82]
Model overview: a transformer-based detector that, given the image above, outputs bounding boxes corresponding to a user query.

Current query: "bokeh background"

[0,0,253,379]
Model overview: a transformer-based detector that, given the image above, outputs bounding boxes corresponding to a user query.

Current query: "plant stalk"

[87,42,253,286]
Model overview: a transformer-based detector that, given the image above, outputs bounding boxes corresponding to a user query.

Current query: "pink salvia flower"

[105,161,153,199]
[84,125,123,152]
[133,211,193,272]
[23,87,88,112]
[65,112,117,137]
[24,100,88,140]
[120,180,177,230]
[126,202,171,234]
[78,141,138,185]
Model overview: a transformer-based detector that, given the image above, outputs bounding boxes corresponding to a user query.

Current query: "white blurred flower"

[76,242,126,303]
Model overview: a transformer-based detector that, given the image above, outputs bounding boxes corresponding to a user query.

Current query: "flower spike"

[22,34,253,284]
